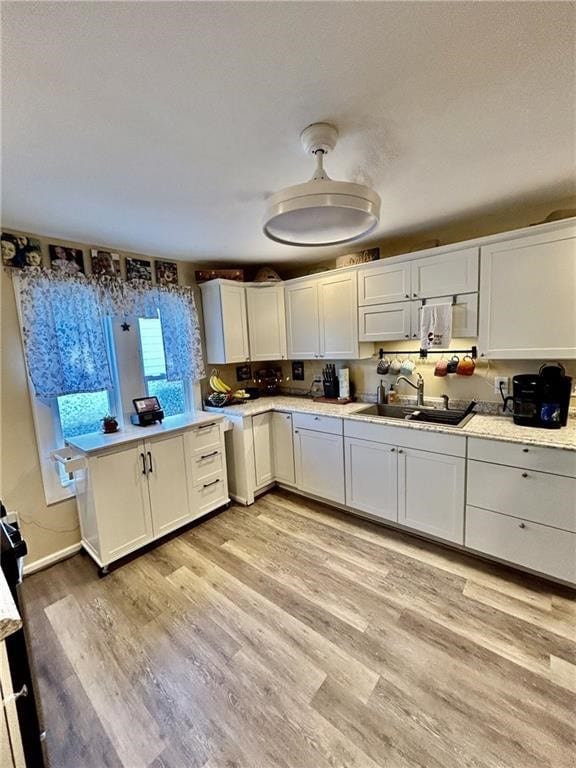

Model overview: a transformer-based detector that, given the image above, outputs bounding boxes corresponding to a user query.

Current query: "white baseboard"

[24,542,82,576]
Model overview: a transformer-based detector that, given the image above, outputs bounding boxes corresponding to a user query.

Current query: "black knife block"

[323,381,339,399]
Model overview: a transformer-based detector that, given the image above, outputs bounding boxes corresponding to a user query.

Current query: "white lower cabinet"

[397,447,465,543]
[252,412,274,489]
[293,427,345,504]
[74,422,228,571]
[272,412,295,485]
[344,437,397,521]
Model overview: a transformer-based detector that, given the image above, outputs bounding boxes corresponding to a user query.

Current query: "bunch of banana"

[234,389,251,400]
[209,369,231,393]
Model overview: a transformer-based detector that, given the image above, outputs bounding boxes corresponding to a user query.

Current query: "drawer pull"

[147,451,153,474]
[522,448,529,453]
[203,479,220,488]
[398,449,404,454]
[140,453,147,475]
[314,417,320,420]
[519,522,526,529]
[200,451,219,460]
[198,423,216,430]
[522,472,529,478]
[294,430,299,434]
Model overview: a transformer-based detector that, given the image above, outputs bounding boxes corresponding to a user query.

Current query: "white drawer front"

[292,413,343,435]
[465,506,576,584]
[344,419,466,457]
[190,473,228,516]
[189,421,222,453]
[468,437,576,478]
[467,460,576,533]
[192,447,224,482]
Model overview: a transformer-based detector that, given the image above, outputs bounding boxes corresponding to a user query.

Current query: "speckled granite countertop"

[206,396,576,451]
[0,570,21,642]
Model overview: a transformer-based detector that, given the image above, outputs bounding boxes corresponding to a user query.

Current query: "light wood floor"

[24,489,576,768]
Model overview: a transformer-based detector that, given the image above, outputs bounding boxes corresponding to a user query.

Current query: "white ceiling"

[2,1,575,263]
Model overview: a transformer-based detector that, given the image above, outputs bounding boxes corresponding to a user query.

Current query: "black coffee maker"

[504,363,572,429]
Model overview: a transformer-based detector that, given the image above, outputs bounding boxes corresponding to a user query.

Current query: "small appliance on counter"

[504,363,572,429]
[254,366,284,395]
[130,396,164,426]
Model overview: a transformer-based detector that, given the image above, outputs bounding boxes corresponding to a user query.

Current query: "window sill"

[45,485,76,507]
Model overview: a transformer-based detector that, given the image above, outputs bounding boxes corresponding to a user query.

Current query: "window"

[138,315,186,417]
[56,390,112,440]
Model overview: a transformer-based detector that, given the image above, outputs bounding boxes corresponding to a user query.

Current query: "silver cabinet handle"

[147,451,153,474]
[522,472,528,478]
[140,453,147,475]
[200,451,219,460]
[203,478,220,488]
[519,522,526,529]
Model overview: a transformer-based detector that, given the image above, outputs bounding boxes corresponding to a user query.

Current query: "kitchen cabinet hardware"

[404,334,409,338]
[200,451,219,460]
[522,472,528,478]
[198,422,216,429]
[390,447,396,452]
[398,449,404,454]
[519,522,526,528]
[523,448,529,453]
[405,294,410,298]
[147,451,153,474]
[203,479,221,488]
[413,292,418,297]
[140,452,147,475]
[294,429,299,433]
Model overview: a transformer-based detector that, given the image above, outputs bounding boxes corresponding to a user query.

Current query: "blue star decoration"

[121,321,131,332]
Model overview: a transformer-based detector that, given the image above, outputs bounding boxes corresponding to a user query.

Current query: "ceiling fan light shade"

[263,178,381,247]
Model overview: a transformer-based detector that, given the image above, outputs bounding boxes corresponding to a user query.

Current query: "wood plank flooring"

[23,489,576,768]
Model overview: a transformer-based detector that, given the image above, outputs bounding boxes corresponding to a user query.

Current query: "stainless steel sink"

[356,403,475,427]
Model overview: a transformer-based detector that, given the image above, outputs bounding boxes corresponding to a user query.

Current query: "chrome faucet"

[395,372,425,407]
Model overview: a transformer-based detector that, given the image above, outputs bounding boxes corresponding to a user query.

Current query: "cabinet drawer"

[189,421,222,452]
[465,505,576,584]
[467,460,576,532]
[190,473,228,516]
[468,437,576,478]
[192,447,224,482]
[344,419,466,457]
[293,413,343,435]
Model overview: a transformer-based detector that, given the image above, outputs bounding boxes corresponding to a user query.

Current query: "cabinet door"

[359,302,411,341]
[409,293,478,340]
[318,272,359,359]
[221,282,250,363]
[479,229,576,358]
[252,412,274,488]
[344,437,397,521]
[410,247,479,299]
[146,433,192,537]
[246,284,287,361]
[91,443,154,564]
[358,262,411,305]
[272,412,295,485]
[293,427,345,504]
[397,447,465,543]
[285,280,319,359]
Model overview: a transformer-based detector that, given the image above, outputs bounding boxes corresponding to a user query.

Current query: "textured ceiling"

[2,1,575,263]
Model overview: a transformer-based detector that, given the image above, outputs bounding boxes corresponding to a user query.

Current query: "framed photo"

[292,361,305,381]
[2,233,43,268]
[335,247,379,268]
[236,364,252,382]
[49,245,85,275]
[91,249,121,277]
[155,260,178,285]
[126,257,152,282]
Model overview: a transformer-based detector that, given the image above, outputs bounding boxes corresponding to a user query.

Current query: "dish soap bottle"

[387,384,398,404]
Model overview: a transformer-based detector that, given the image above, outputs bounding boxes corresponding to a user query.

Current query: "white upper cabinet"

[358,262,411,305]
[285,279,320,359]
[246,284,287,361]
[286,272,371,359]
[200,280,250,364]
[359,302,412,342]
[479,225,576,359]
[410,247,479,299]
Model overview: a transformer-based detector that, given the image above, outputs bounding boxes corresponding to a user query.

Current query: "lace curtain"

[17,269,205,398]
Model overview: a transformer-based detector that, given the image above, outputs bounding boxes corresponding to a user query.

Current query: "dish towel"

[420,303,452,350]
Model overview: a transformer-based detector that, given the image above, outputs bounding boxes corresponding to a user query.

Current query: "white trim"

[23,542,82,575]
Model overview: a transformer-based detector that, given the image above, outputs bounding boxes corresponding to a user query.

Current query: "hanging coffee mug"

[389,356,402,375]
[446,355,460,374]
[434,358,448,377]
[456,355,476,376]
[400,357,416,376]
[377,356,390,375]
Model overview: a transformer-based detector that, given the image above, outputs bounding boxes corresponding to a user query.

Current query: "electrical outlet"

[494,376,509,397]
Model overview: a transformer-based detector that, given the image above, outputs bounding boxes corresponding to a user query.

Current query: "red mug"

[434,359,448,377]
